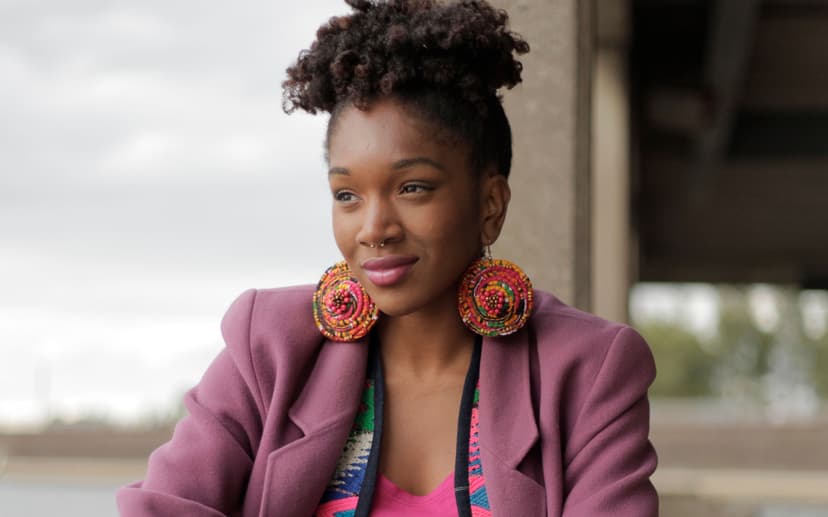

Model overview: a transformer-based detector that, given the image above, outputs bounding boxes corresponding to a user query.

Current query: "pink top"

[370,472,457,516]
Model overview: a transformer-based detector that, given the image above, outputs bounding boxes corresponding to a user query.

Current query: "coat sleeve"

[561,326,659,516]
[116,288,264,516]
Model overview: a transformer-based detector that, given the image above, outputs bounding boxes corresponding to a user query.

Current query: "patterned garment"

[314,380,491,516]
[315,380,375,517]
[468,387,491,516]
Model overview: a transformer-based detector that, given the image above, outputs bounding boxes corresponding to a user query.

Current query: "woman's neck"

[375,289,475,384]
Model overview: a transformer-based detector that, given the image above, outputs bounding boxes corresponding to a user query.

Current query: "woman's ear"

[479,169,511,246]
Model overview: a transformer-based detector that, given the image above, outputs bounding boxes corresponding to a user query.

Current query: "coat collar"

[479,329,540,467]
[287,336,370,435]
[260,336,370,517]
[479,327,546,515]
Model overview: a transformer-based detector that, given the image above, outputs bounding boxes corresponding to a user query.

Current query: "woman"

[117,0,658,515]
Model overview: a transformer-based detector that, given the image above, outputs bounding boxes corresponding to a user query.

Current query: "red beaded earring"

[313,261,378,342]
[458,246,534,337]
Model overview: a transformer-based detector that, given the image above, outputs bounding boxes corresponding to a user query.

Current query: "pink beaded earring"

[313,261,378,342]
[458,246,534,337]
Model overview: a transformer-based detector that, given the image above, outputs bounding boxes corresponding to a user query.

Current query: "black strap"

[454,334,482,517]
[354,333,384,517]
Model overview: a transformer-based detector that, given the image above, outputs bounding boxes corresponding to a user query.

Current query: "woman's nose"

[355,197,402,247]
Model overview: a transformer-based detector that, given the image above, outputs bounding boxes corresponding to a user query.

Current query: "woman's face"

[327,97,509,318]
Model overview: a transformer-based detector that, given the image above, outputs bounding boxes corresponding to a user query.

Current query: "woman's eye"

[400,183,432,195]
[334,191,357,202]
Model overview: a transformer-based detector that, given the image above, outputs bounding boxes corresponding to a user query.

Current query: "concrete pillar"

[492,0,594,310]
[591,1,633,323]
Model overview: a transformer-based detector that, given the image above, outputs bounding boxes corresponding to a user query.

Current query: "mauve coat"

[116,285,659,516]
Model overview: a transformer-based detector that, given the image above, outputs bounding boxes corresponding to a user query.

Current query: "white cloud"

[35,5,173,49]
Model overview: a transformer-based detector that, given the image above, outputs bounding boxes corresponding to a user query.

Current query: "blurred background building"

[497,0,828,515]
[1,0,827,515]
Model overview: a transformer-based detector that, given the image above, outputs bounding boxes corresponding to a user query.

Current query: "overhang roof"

[632,0,828,286]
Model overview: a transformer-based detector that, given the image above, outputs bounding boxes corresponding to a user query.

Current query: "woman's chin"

[369,286,459,320]
[372,298,421,319]
[367,288,431,319]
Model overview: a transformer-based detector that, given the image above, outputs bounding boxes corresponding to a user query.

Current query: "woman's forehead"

[328,98,468,166]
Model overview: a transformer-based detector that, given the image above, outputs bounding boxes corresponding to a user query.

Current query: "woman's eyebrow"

[391,157,446,173]
[328,156,447,176]
[328,166,350,176]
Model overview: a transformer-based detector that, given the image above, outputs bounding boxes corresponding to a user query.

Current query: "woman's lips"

[361,256,418,287]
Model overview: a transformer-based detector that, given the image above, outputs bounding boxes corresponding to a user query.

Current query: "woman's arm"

[116,289,263,516]
[562,326,659,516]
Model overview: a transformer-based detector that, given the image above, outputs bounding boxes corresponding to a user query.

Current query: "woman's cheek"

[331,213,353,256]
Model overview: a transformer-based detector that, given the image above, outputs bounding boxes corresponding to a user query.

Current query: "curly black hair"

[281,0,530,178]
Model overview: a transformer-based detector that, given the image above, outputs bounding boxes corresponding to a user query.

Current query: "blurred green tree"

[801,291,828,399]
[637,321,717,397]
[634,284,828,403]
[708,286,774,401]
[813,332,828,398]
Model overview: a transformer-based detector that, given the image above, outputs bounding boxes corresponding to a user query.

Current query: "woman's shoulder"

[526,290,656,448]
[529,288,627,335]
[221,283,316,332]
[527,288,654,374]
[220,284,322,358]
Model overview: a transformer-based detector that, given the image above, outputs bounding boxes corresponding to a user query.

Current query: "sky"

[0,0,350,427]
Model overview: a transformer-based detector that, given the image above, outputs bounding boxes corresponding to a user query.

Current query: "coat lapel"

[259,337,370,517]
[257,324,546,516]
[479,328,547,516]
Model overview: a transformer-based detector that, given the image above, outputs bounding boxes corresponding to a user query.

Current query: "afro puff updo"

[281,0,530,178]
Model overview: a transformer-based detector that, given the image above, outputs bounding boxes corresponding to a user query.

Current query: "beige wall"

[590,49,631,324]
[591,1,633,324]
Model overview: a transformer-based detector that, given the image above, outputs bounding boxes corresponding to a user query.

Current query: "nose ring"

[368,240,386,248]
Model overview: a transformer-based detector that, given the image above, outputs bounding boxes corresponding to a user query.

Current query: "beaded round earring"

[313,261,378,342]
[457,246,534,337]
